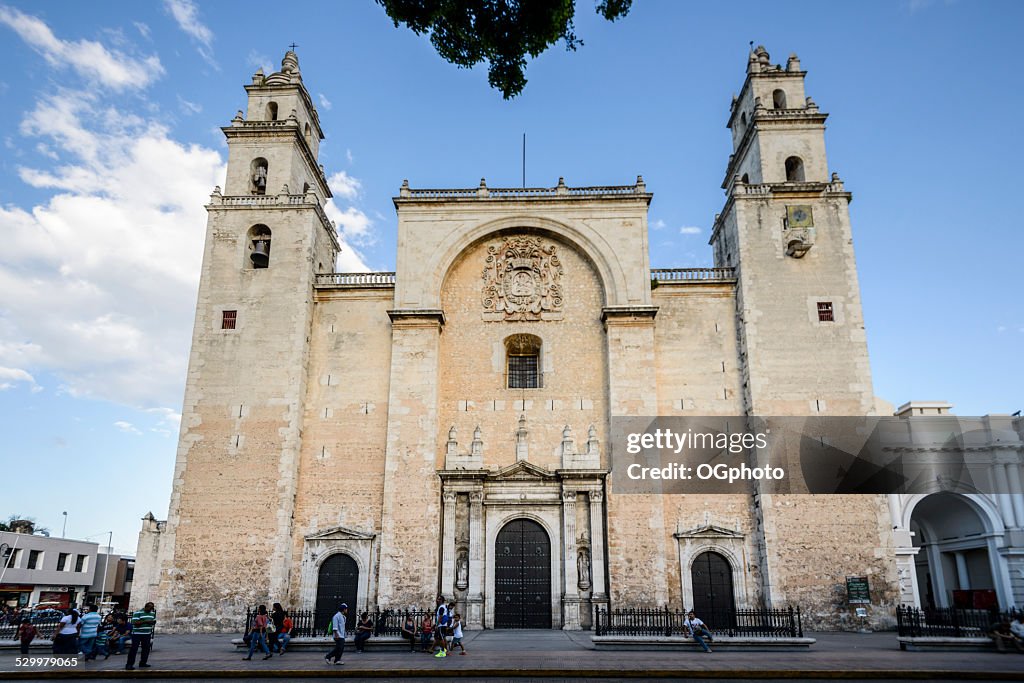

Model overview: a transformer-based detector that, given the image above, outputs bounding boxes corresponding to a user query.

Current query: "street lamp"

[61,512,67,538]
[98,532,112,611]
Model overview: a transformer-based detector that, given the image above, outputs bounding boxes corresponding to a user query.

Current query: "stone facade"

[132,47,1024,633]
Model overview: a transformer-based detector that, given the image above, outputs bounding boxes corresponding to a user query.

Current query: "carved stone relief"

[482,235,564,321]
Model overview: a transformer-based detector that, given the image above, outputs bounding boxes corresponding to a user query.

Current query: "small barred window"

[222,310,237,330]
[817,302,834,322]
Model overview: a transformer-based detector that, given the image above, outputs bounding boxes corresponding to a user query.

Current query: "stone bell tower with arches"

[145,49,340,623]
[710,46,896,611]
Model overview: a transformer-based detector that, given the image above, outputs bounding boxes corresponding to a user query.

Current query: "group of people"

[989,616,1024,653]
[322,595,467,665]
[400,596,467,657]
[242,603,293,660]
[14,602,157,670]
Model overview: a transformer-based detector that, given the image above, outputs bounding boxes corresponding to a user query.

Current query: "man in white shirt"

[324,603,348,665]
[684,610,713,653]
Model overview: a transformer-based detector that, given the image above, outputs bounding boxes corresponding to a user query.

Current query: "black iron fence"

[594,606,803,638]
[895,606,1021,638]
[0,615,64,640]
[243,607,433,638]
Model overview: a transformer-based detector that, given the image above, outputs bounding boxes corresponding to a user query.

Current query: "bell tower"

[711,45,874,416]
[710,47,896,615]
[152,49,341,628]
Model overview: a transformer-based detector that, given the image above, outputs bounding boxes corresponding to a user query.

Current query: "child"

[450,613,466,655]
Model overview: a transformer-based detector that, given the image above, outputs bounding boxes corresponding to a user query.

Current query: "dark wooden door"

[316,553,359,629]
[494,519,552,628]
[690,551,735,624]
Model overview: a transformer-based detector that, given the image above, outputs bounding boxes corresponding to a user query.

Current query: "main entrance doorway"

[690,551,735,621]
[494,518,552,628]
[315,553,359,624]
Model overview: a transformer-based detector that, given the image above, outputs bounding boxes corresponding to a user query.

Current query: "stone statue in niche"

[577,548,591,590]
[456,550,469,590]
[481,235,564,321]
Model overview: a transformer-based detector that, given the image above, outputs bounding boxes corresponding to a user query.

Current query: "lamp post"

[61,512,67,538]
[98,532,112,611]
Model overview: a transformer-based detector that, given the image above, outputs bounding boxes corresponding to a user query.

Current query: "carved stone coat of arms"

[481,236,564,321]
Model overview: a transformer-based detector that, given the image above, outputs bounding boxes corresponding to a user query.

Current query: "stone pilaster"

[466,489,485,628]
[602,306,668,605]
[376,310,444,607]
[588,489,608,604]
[441,490,458,601]
[561,488,581,629]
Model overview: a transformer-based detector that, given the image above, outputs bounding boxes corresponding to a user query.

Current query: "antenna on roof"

[522,133,526,188]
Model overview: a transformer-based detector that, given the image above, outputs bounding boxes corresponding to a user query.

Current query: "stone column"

[441,490,458,601]
[561,488,581,629]
[993,463,1018,529]
[954,551,970,590]
[466,489,485,629]
[377,310,444,607]
[589,489,608,602]
[1007,464,1024,527]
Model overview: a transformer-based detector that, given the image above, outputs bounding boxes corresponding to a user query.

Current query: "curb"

[4,669,1024,680]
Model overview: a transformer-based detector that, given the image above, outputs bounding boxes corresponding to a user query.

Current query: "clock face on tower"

[786,205,814,228]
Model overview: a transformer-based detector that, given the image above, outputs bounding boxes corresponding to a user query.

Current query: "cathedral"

[132,47,1024,632]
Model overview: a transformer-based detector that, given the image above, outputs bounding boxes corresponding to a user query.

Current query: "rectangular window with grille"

[507,354,540,389]
[222,310,237,330]
[817,301,834,322]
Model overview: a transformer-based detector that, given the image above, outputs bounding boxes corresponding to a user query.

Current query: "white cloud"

[177,95,202,114]
[114,420,142,435]
[0,89,225,409]
[346,149,354,164]
[163,0,216,67]
[651,219,667,230]
[328,170,361,200]
[318,93,332,111]
[133,22,151,39]
[247,49,272,75]
[0,6,163,90]
[0,366,39,391]
[679,226,702,235]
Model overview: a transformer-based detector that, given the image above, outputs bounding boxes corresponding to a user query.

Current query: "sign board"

[846,576,870,604]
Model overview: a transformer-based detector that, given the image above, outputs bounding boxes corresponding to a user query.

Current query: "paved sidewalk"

[3,630,1023,680]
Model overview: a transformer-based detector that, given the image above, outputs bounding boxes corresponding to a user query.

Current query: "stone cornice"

[387,308,446,327]
[601,305,658,323]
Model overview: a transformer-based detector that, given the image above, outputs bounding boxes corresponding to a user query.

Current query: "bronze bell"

[250,239,270,268]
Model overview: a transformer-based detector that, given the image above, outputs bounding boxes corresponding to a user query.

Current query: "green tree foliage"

[377,0,632,98]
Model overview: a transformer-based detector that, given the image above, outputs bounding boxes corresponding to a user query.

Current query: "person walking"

[16,618,38,655]
[52,608,80,655]
[243,604,273,660]
[684,610,714,653]
[324,603,348,665]
[78,605,102,661]
[401,613,417,652]
[450,612,467,655]
[433,596,450,657]
[125,602,156,670]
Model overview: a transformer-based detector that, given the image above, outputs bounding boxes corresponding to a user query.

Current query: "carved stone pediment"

[673,524,744,540]
[305,525,376,541]
[482,235,564,321]
[490,460,555,481]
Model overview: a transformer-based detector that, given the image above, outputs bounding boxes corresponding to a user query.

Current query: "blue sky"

[0,0,1020,554]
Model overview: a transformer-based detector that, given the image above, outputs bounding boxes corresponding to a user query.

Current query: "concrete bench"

[231,635,414,651]
[591,635,816,651]
[898,636,995,651]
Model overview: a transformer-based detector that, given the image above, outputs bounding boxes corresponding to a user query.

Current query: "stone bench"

[591,635,816,650]
[231,635,414,651]
[897,636,995,651]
